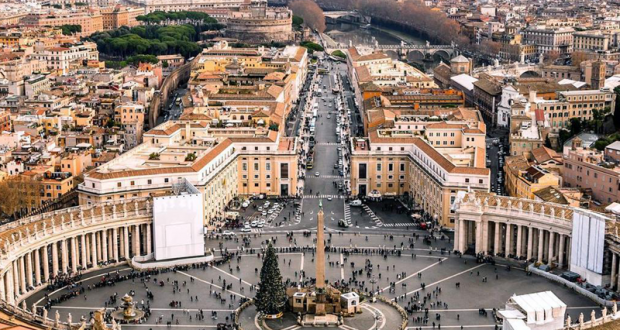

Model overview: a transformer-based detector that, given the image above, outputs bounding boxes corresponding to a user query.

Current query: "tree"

[543,50,560,65]
[289,0,325,33]
[614,86,620,129]
[254,243,286,316]
[331,50,347,59]
[60,24,82,36]
[292,15,304,29]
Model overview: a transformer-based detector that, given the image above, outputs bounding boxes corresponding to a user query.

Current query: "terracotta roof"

[368,131,489,175]
[473,78,501,95]
[531,146,560,164]
[426,122,465,130]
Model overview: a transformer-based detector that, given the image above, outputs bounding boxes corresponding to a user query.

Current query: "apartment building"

[350,129,489,228]
[563,138,620,204]
[32,42,99,75]
[504,155,560,199]
[522,25,574,54]
[21,12,104,35]
[100,6,145,30]
[350,106,489,227]
[573,30,611,52]
[538,89,616,130]
[78,121,298,224]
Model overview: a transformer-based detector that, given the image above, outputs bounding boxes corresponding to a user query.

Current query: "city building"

[522,25,574,54]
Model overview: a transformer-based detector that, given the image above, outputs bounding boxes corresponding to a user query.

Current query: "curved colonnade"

[0,198,154,329]
[455,192,573,266]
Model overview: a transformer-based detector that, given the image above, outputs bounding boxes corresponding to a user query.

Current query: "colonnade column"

[146,224,152,255]
[123,227,130,259]
[515,225,523,258]
[91,232,98,267]
[81,235,87,268]
[51,242,59,277]
[70,237,78,273]
[42,246,49,283]
[25,252,33,289]
[113,228,119,261]
[18,257,26,294]
[102,230,108,262]
[558,234,565,268]
[0,273,5,302]
[526,227,533,261]
[133,225,141,256]
[458,219,466,252]
[60,239,68,273]
[12,262,18,296]
[494,222,500,255]
[6,268,14,305]
[34,249,41,285]
[548,232,555,264]
[612,253,618,290]
[537,229,544,262]
[505,224,512,256]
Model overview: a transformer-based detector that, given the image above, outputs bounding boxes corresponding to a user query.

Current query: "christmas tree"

[254,243,287,315]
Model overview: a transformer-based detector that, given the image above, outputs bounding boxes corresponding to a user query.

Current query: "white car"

[241,225,251,232]
[350,199,362,207]
[268,209,274,214]
[264,201,270,208]
[222,231,235,237]
[262,211,267,216]
[315,172,320,177]
[242,201,250,208]
[327,196,333,201]
[257,222,264,228]
[258,206,263,212]
[272,203,280,208]
[251,221,258,227]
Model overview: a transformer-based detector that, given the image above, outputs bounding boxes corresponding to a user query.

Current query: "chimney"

[528,89,537,103]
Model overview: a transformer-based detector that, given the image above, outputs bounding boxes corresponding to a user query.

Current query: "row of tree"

[60,24,81,36]
[87,25,207,58]
[136,11,220,25]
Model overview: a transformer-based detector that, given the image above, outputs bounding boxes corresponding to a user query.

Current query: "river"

[325,22,442,71]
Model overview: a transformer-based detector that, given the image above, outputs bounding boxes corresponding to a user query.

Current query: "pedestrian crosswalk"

[363,204,383,227]
[315,142,340,146]
[343,202,352,226]
[302,195,345,199]
[381,223,415,228]
[250,228,264,233]
[307,175,344,179]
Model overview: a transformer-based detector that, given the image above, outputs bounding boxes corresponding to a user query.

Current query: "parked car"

[350,199,362,206]
[222,231,235,237]
[241,225,251,232]
[250,221,258,227]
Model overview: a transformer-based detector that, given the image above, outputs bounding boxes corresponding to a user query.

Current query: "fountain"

[111,294,145,322]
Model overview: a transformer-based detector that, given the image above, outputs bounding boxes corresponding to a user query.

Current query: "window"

[131,181,135,186]
[266,163,271,171]
[147,179,152,185]
[164,178,169,183]
[377,164,382,171]
[359,164,367,179]
[400,164,405,172]
[280,163,289,179]
[254,163,259,171]
[243,163,247,171]
[117,182,121,188]
[465,178,469,183]
[388,163,394,172]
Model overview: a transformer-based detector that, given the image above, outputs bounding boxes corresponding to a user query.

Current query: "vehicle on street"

[222,231,235,237]
[241,225,251,232]
[350,199,362,206]
[315,172,320,177]
[338,219,350,228]
[262,211,267,216]
[327,196,333,201]
[250,221,257,227]
[242,201,250,208]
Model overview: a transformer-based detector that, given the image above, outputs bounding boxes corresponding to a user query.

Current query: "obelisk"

[316,200,325,289]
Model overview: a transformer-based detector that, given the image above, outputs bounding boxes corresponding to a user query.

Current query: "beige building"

[350,107,489,228]
[504,155,560,200]
[563,138,620,205]
[21,12,104,36]
[573,31,611,52]
[101,6,145,30]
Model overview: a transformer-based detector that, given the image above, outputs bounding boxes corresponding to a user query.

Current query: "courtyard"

[25,232,600,330]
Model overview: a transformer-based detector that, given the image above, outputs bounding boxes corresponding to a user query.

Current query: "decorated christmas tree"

[254,243,287,316]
